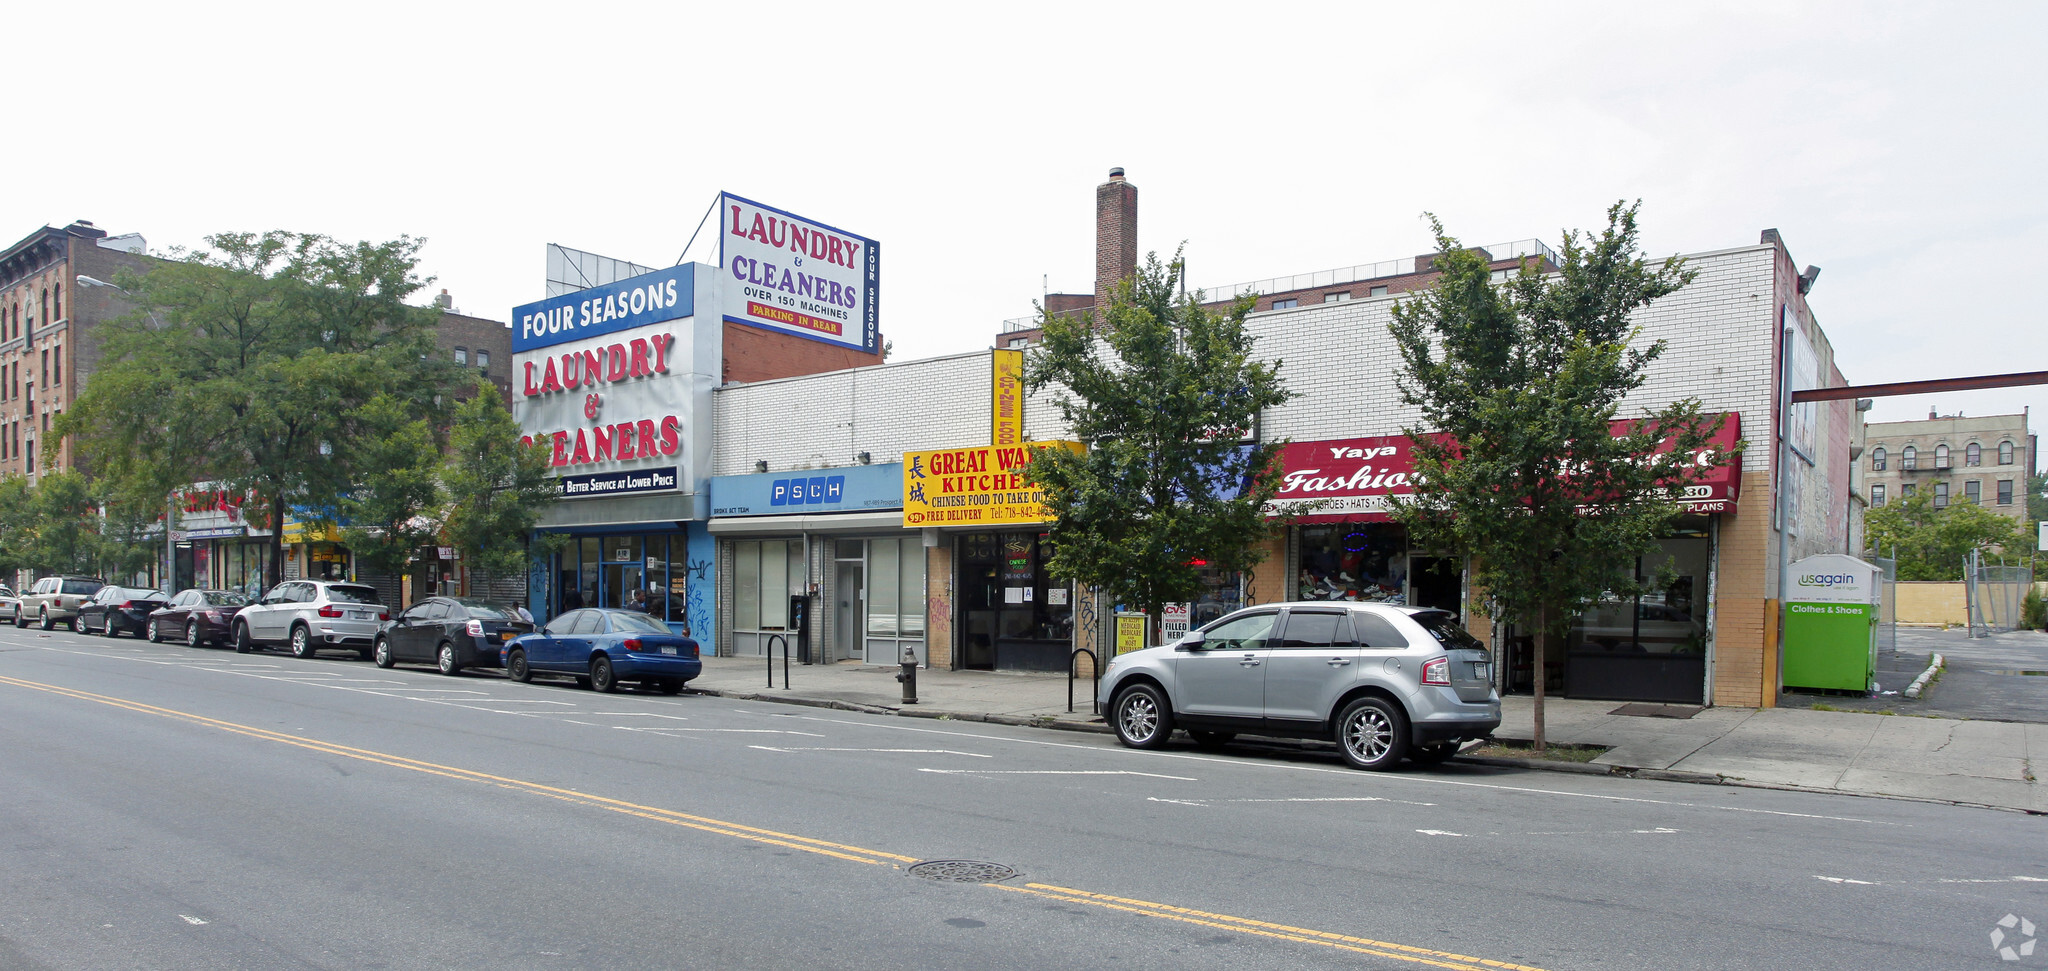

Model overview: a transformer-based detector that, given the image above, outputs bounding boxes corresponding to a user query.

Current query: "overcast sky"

[12,2,2043,433]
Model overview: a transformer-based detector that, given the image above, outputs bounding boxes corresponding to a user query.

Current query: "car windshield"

[606,611,672,634]
[453,600,516,621]
[324,585,382,605]
[1410,610,1485,651]
[202,591,251,607]
[62,579,103,595]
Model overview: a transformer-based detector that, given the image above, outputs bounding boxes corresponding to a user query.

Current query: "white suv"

[1098,602,1500,770]
[233,580,390,659]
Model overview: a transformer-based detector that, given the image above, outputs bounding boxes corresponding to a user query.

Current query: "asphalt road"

[3,624,2043,970]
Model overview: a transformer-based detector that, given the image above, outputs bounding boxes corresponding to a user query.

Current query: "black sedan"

[374,597,534,675]
[147,589,253,648]
[79,586,173,638]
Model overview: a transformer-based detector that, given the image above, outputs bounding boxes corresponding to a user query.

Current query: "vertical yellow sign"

[991,348,1023,447]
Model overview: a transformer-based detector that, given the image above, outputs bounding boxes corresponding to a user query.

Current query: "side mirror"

[1176,630,1207,650]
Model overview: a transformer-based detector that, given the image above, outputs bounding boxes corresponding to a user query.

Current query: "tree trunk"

[264,486,286,592]
[1532,603,1548,753]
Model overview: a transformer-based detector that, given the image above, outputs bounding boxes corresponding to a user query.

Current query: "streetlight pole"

[76,275,175,592]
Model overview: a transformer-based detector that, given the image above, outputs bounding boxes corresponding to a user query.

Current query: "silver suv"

[1097,602,1500,770]
[233,580,390,659]
[17,576,106,631]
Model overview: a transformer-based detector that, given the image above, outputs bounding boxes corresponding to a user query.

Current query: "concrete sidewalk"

[687,651,2048,814]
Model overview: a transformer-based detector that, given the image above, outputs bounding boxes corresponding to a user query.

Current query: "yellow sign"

[901,441,1082,527]
[281,519,341,544]
[991,348,1023,447]
[1115,613,1148,655]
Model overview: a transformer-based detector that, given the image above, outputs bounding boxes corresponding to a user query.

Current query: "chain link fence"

[1964,550,2033,636]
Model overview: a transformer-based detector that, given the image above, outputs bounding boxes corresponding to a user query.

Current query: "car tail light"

[466,620,484,636]
[379,612,390,621]
[120,601,137,609]
[317,606,344,618]
[1421,657,1451,686]
[621,638,642,652]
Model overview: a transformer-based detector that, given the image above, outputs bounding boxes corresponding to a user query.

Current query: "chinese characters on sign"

[901,442,1083,526]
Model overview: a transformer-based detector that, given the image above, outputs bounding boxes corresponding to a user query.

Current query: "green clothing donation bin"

[1782,554,1882,692]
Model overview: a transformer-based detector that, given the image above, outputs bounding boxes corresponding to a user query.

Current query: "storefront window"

[1555,526,1711,704]
[862,536,927,664]
[958,531,1073,671]
[730,539,806,656]
[1296,523,1407,604]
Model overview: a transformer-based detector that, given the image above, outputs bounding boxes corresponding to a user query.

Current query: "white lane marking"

[748,746,991,757]
[779,713,1899,825]
[179,915,208,925]
[1416,829,1464,837]
[1633,827,1681,834]
[1819,874,2048,887]
[563,720,597,726]
[1228,796,1439,807]
[1148,797,1211,807]
[378,689,489,694]
[611,728,821,735]
[588,712,691,721]
[455,699,576,706]
[918,769,1198,780]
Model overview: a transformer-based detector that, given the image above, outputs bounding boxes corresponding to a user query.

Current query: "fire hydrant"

[896,645,919,705]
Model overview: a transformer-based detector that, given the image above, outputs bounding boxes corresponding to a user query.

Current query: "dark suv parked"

[17,575,107,631]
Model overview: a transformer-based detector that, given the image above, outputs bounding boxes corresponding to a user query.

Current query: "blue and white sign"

[720,192,880,353]
[710,463,903,517]
[555,465,680,500]
[514,265,695,352]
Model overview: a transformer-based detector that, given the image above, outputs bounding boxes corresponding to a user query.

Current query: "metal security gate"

[1964,551,2033,636]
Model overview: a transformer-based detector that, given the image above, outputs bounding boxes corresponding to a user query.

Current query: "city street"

[3,624,2043,970]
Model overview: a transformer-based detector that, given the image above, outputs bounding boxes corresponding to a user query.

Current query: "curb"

[1904,653,1945,700]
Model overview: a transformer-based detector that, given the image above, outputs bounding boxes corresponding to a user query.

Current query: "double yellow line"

[0,673,1547,971]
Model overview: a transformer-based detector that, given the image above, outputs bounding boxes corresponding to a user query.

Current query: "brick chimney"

[1095,167,1137,307]
[435,288,453,310]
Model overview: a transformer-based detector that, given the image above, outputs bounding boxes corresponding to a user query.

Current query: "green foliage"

[1863,490,2024,581]
[1021,250,1294,634]
[54,231,464,589]
[0,472,158,580]
[442,379,560,582]
[2028,473,2046,530]
[1387,202,1730,747]
[338,394,447,580]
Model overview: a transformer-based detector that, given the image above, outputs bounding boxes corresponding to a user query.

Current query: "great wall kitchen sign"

[512,266,697,498]
[1264,413,1743,523]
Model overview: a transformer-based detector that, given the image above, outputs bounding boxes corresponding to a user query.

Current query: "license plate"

[349,611,368,620]
[660,646,676,655]
[1474,662,1492,682]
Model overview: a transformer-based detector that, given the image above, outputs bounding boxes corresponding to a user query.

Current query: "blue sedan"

[502,608,701,694]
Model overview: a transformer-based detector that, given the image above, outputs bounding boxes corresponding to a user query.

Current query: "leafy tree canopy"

[1022,250,1294,637]
[1387,202,1730,747]
[1864,490,2025,581]
[442,378,561,584]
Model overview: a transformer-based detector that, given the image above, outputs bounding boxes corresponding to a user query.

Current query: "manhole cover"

[907,860,1019,883]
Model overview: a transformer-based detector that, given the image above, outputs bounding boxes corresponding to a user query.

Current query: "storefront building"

[171,482,273,596]
[708,463,921,664]
[704,226,1857,708]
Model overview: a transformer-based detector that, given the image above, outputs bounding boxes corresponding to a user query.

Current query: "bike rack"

[766,633,791,689]
[1069,647,1100,714]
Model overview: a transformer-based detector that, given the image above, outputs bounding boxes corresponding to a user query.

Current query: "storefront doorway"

[835,558,863,663]
[957,531,1073,672]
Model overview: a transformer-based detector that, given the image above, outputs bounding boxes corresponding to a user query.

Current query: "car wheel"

[290,625,316,659]
[437,642,462,676]
[101,616,117,637]
[233,622,254,654]
[1111,683,1175,749]
[1189,730,1235,751]
[1408,742,1461,766]
[148,619,164,643]
[1336,696,1410,771]
[39,608,52,631]
[506,649,531,683]
[590,656,618,693]
[187,620,205,648]
[372,638,395,669]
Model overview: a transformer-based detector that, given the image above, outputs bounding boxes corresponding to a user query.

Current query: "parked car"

[232,580,390,659]
[502,608,700,694]
[17,575,107,631]
[0,584,18,624]
[78,586,174,638]
[146,589,254,648]
[374,597,535,675]
[1096,602,1500,770]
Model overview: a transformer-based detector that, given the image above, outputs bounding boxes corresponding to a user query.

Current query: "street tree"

[338,394,447,584]
[1022,250,1293,641]
[55,231,465,589]
[1864,490,2024,581]
[1388,203,1729,750]
[442,379,561,590]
